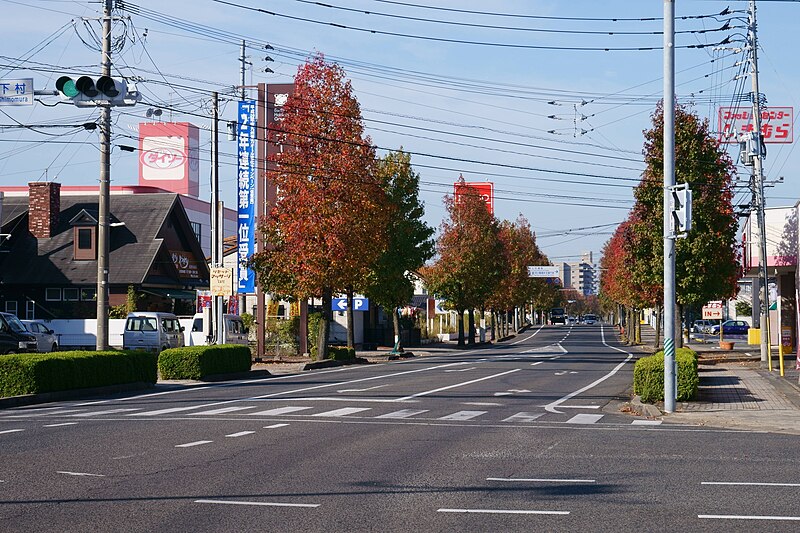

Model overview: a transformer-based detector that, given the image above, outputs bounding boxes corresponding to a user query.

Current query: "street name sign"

[527,265,559,278]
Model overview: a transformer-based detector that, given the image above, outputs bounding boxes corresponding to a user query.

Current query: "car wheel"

[51,343,58,352]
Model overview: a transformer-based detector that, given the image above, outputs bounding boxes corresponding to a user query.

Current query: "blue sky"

[1,0,798,264]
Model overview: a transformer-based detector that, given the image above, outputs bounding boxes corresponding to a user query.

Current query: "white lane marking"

[510,325,544,345]
[264,423,290,429]
[701,481,800,487]
[5,409,85,418]
[560,405,600,409]
[632,420,662,426]
[189,406,258,416]
[337,384,388,393]
[0,429,25,435]
[531,362,544,366]
[128,406,215,416]
[494,392,512,396]
[544,326,632,414]
[252,397,407,404]
[565,414,604,424]
[438,508,569,516]
[43,422,79,427]
[249,406,313,416]
[74,385,214,405]
[438,411,486,421]
[487,478,595,483]
[395,369,521,402]
[70,408,141,417]
[502,412,544,423]
[375,409,428,419]
[57,471,105,477]
[554,371,567,376]
[462,402,502,406]
[444,367,476,372]
[225,431,255,438]
[311,407,371,417]
[508,389,530,393]
[698,515,800,521]
[175,440,213,448]
[195,499,319,508]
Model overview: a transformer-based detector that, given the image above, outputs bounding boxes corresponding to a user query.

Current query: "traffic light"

[55,75,139,107]
[669,183,692,238]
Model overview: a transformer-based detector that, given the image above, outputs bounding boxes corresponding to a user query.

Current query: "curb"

[200,369,272,382]
[628,395,662,418]
[0,381,156,409]
[303,357,370,371]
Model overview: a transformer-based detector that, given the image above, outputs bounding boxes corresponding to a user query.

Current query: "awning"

[141,288,198,300]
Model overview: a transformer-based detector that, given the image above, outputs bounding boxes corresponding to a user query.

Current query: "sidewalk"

[632,324,800,435]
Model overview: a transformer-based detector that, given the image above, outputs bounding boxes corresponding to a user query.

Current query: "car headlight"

[19,341,28,349]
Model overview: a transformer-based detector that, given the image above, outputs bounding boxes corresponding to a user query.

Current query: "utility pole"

[210,91,225,345]
[662,0,677,413]
[96,0,113,351]
[240,40,248,101]
[747,0,772,368]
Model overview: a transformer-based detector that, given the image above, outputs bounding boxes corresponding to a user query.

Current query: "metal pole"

[211,91,224,345]
[748,0,772,369]
[240,40,247,101]
[663,0,677,413]
[96,0,112,351]
[256,83,266,359]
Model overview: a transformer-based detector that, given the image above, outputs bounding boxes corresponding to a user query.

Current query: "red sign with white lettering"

[454,181,494,215]
[718,106,793,144]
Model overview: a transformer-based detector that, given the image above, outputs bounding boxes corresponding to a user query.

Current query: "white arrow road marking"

[337,384,388,393]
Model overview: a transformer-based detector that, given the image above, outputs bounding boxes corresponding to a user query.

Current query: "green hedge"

[158,345,252,380]
[634,347,699,403]
[0,350,157,397]
[328,346,356,361]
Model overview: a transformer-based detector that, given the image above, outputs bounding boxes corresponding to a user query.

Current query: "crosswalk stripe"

[70,408,141,417]
[502,412,544,423]
[189,406,258,416]
[631,420,662,426]
[375,409,429,419]
[128,406,211,416]
[5,409,85,418]
[249,406,314,416]
[565,414,604,424]
[311,407,371,417]
[438,411,486,421]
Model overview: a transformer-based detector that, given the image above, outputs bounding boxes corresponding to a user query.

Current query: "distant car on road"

[549,308,566,325]
[0,312,38,354]
[583,314,597,325]
[21,320,58,352]
[692,320,716,334]
[710,320,749,336]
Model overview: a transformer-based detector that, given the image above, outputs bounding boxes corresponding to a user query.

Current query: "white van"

[122,312,184,352]
[179,311,248,346]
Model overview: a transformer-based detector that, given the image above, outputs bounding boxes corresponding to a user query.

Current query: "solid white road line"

[249,406,313,416]
[0,429,25,435]
[438,410,486,421]
[43,422,79,427]
[444,367,476,372]
[195,499,319,508]
[5,409,85,418]
[501,412,544,423]
[462,402,502,406]
[510,325,544,345]
[487,478,595,483]
[565,414,604,424]
[438,508,569,515]
[57,471,105,477]
[698,514,800,521]
[632,420,662,426]
[70,408,141,417]
[337,384,388,393]
[263,423,290,429]
[375,409,428,419]
[311,407,371,417]
[225,431,256,438]
[175,440,213,448]
[189,406,257,416]
[701,481,800,487]
[559,405,600,409]
[395,369,521,402]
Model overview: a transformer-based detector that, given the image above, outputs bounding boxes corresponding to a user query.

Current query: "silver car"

[21,320,59,352]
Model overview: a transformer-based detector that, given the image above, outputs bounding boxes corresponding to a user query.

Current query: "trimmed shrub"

[0,350,157,397]
[158,345,251,380]
[634,347,699,403]
[328,346,356,361]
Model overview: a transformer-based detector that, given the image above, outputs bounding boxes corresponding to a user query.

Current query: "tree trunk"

[317,287,332,360]
[392,308,402,353]
[468,309,475,345]
[489,308,496,341]
[457,308,465,346]
[654,304,662,349]
[635,310,641,344]
[676,303,685,349]
[346,286,354,349]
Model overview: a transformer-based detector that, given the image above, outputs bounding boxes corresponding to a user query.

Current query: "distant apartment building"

[561,252,598,296]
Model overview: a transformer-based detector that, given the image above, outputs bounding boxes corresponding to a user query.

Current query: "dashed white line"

[175,440,213,448]
[264,423,290,429]
[57,471,105,477]
[0,429,25,435]
[225,431,255,438]
[698,515,800,521]
[701,481,800,487]
[487,478,595,483]
[438,508,569,516]
[195,499,319,508]
[43,422,79,427]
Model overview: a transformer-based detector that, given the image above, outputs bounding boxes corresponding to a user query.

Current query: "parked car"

[692,320,716,334]
[710,320,750,336]
[178,312,249,347]
[0,312,38,354]
[21,320,58,352]
[122,312,184,352]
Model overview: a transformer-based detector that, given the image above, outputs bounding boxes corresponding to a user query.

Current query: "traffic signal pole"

[96,0,112,350]
[663,0,677,413]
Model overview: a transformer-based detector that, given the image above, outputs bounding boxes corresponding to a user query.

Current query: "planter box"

[719,340,735,350]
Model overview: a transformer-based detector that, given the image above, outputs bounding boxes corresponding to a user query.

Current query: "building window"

[45,288,61,301]
[73,226,96,260]
[25,300,35,320]
[63,288,80,301]
[78,228,92,249]
[5,301,18,316]
[190,221,201,244]
[81,287,97,301]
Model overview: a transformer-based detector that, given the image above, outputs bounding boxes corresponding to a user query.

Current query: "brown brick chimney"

[28,182,61,238]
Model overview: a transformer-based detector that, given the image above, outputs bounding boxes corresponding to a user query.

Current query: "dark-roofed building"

[0,182,209,319]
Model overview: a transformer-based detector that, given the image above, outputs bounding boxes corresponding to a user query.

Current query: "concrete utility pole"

[240,40,247,101]
[210,91,225,345]
[662,0,677,413]
[748,0,772,368]
[96,0,113,351]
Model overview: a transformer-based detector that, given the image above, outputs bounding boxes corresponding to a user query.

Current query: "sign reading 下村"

[0,79,33,106]
[237,100,257,293]
[527,265,559,278]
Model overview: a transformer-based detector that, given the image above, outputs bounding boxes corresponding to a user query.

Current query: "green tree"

[363,149,434,352]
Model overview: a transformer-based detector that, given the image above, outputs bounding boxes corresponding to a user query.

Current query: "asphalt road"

[1,324,797,532]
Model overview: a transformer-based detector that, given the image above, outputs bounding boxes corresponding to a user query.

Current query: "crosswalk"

[0,403,662,427]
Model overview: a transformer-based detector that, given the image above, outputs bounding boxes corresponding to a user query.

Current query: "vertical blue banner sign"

[237,100,257,293]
